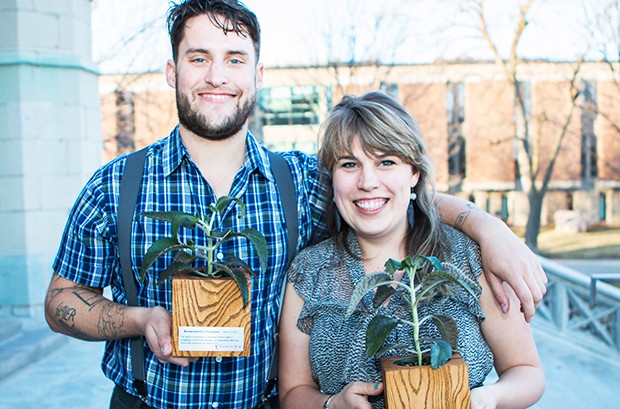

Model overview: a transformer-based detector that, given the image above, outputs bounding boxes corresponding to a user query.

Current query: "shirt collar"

[161,125,273,181]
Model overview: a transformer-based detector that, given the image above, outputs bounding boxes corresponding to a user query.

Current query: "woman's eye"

[340,162,357,169]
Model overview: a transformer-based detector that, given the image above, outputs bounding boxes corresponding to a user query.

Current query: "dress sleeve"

[286,247,320,334]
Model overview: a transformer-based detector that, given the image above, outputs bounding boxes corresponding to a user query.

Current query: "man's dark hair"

[167,0,261,62]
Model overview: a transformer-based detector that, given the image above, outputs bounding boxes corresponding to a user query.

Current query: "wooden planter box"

[382,352,471,409]
[171,274,251,357]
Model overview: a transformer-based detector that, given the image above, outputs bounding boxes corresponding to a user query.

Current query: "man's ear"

[255,62,264,90]
[165,59,176,89]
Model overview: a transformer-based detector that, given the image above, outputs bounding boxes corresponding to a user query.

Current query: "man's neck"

[179,125,247,198]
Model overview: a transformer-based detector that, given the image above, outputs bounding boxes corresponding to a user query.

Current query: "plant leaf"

[156,261,195,285]
[373,285,396,308]
[384,258,402,275]
[366,314,400,357]
[231,228,268,274]
[139,238,191,281]
[211,196,246,218]
[430,338,453,369]
[431,314,459,349]
[345,272,392,319]
[142,211,199,239]
[212,262,250,308]
[224,256,256,277]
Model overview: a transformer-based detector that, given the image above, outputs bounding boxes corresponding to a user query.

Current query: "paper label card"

[177,326,245,352]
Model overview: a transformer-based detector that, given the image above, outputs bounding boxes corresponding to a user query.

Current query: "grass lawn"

[513,225,620,259]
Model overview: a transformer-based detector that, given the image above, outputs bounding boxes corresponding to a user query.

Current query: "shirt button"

[211,403,219,408]
[217,252,224,261]
[215,356,222,363]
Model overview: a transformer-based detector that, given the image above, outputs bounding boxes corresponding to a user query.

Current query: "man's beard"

[176,90,256,141]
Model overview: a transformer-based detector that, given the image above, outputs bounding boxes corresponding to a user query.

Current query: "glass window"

[258,86,320,126]
[446,82,466,186]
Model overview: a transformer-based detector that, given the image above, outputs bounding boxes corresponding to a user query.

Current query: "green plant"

[139,196,268,308]
[345,255,480,369]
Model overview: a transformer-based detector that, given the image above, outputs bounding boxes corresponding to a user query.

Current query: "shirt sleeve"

[52,165,119,289]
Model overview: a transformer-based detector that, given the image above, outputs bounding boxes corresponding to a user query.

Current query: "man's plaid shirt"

[53,127,327,408]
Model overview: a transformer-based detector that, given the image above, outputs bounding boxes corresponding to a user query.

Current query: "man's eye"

[229,58,243,64]
[192,58,206,63]
[341,162,357,168]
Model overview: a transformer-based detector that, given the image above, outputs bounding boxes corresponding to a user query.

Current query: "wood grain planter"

[171,274,251,357]
[382,352,471,409]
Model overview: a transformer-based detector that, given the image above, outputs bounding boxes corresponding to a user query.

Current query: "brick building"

[99,61,620,228]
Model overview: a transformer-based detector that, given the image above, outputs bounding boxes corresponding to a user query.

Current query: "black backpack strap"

[262,151,299,405]
[118,147,148,398]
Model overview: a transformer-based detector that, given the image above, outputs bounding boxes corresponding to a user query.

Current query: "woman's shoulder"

[439,223,477,247]
[294,236,340,264]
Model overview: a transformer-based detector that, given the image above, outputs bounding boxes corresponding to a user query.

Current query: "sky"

[90,0,609,75]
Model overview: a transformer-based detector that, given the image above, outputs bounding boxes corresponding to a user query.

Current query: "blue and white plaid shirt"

[53,126,327,408]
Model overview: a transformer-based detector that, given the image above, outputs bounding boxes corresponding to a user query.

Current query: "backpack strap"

[262,151,299,405]
[118,147,148,398]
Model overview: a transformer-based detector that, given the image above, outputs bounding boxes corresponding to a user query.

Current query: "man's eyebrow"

[184,48,249,56]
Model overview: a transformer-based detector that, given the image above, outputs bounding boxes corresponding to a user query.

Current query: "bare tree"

[462,0,585,252]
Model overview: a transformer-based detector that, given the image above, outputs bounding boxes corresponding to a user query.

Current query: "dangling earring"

[334,207,342,232]
[332,197,342,232]
[408,191,417,229]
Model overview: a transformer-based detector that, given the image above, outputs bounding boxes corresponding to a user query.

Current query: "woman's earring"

[408,191,417,229]
[334,207,342,232]
[332,197,342,232]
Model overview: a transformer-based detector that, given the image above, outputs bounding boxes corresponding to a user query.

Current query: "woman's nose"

[357,167,380,191]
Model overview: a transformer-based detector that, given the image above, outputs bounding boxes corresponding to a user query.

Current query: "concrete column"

[0,0,101,316]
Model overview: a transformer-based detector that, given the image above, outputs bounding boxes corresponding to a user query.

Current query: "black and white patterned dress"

[287,224,494,409]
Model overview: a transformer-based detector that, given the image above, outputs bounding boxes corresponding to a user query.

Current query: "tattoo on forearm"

[98,303,126,339]
[73,288,105,311]
[54,301,98,341]
[56,301,76,323]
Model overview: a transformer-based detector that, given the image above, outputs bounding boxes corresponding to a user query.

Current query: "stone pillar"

[0,0,101,316]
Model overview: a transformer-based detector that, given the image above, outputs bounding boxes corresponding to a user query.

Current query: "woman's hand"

[327,382,383,409]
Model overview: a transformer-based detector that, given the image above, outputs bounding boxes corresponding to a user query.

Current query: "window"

[580,80,598,181]
[259,86,320,126]
[599,192,606,223]
[446,82,466,187]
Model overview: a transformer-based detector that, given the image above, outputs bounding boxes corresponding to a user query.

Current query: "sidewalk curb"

[0,324,67,381]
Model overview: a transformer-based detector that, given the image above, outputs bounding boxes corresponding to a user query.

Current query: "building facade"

[99,61,620,228]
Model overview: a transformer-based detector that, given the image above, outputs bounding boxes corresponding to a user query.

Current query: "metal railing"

[534,257,620,357]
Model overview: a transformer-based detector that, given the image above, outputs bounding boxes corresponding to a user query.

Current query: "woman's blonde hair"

[318,90,446,258]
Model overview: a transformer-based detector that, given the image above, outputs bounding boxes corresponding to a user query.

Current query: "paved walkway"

[0,323,618,408]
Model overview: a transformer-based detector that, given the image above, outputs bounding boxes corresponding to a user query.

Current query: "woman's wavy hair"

[167,0,261,63]
[318,90,446,259]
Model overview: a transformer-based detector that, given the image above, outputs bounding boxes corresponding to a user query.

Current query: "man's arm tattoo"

[455,203,478,230]
[98,303,127,339]
[73,288,105,311]
[54,300,98,341]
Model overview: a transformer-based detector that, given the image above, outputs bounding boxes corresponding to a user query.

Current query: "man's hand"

[140,306,197,366]
[478,220,547,322]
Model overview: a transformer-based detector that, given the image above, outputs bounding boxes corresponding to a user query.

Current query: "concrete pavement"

[0,319,619,408]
